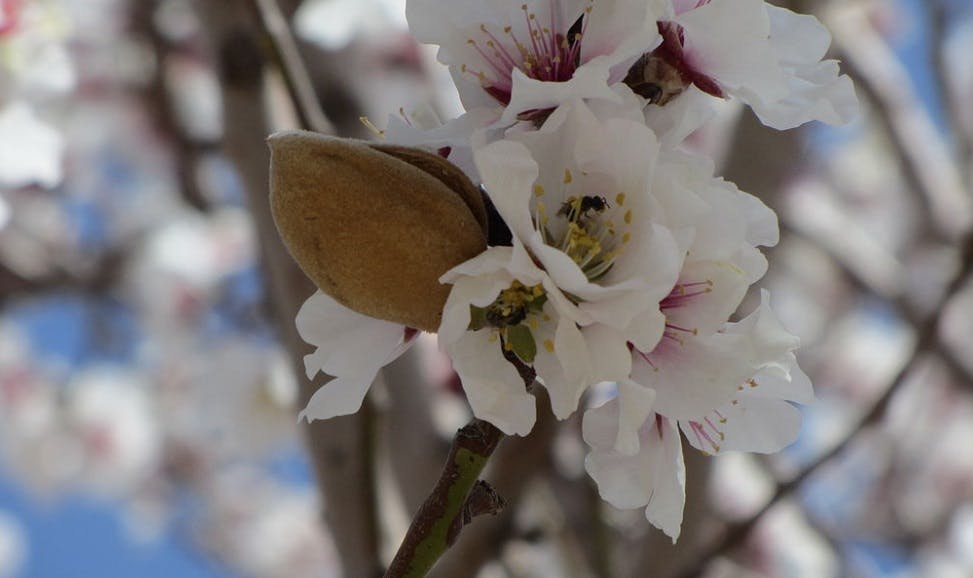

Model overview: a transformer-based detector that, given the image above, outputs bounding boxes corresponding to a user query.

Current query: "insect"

[558,195,610,222]
[623,53,688,106]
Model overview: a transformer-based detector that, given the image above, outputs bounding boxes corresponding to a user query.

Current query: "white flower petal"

[635,330,752,420]
[534,309,592,419]
[644,417,686,542]
[615,380,656,455]
[474,139,539,242]
[447,330,537,436]
[682,396,803,455]
[675,0,786,98]
[299,372,378,422]
[296,292,409,381]
[0,102,63,189]
[583,410,686,541]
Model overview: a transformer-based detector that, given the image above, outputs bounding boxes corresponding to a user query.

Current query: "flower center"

[462,2,591,110]
[469,280,549,363]
[534,175,632,285]
[623,20,725,105]
[658,279,712,344]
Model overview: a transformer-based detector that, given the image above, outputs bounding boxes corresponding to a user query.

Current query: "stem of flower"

[384,352,536,578]
[383,419,505,578]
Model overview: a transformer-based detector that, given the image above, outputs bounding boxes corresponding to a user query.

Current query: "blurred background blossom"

[0,0,971,577]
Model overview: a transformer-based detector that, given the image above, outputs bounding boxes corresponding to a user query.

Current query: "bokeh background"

[1,0,972,577]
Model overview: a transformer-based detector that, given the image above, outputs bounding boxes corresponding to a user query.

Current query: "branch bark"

[195,3,383,576]
[384,419,506,578]
[386,353,537,577]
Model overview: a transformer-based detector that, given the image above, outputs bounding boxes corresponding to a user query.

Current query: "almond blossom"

[583,291,812,540]
[476,98,683,351]
[631,0,857,130]
[406,0,661,126]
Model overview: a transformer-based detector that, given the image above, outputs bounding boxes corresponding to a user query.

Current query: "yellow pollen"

[543,339,555,353]
[624,209,632,224]
[622,232,631,243]
[564,169,573,184]
[488,333,498,343]
[615,192,626,205]
[534,184,545,196]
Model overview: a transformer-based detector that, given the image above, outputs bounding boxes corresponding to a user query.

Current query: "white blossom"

[406,0,661,126]
[583,291,811,540]
[438,243,592,435]
[475,97,685,357]
[635,0,857,130]
[297,291,416,422]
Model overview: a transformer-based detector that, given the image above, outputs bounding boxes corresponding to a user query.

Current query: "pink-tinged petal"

[674,0,787,99]
[448,330,537,436]
[296,292,409,381]
[635,331,753,420]
[662,260,749,336]
[681,396,803,455]
[500,61,622,125]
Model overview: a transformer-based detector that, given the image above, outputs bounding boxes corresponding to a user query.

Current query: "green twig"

[385,351,536,577]
[384,418,506,578]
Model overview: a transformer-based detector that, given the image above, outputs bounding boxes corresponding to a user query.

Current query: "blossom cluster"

[0,0,73,191]
[292,0,855,540]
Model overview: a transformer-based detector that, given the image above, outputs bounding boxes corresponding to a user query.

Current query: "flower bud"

[269,130,488,332]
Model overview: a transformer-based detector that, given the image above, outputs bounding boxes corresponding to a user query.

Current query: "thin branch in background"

[667,235,973,578]
[246,0,334,135]
[928,0,973,191]
[826,2,972,240]
[781,222,973,391]
[132,0,216,213]
[195,1,384,575]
